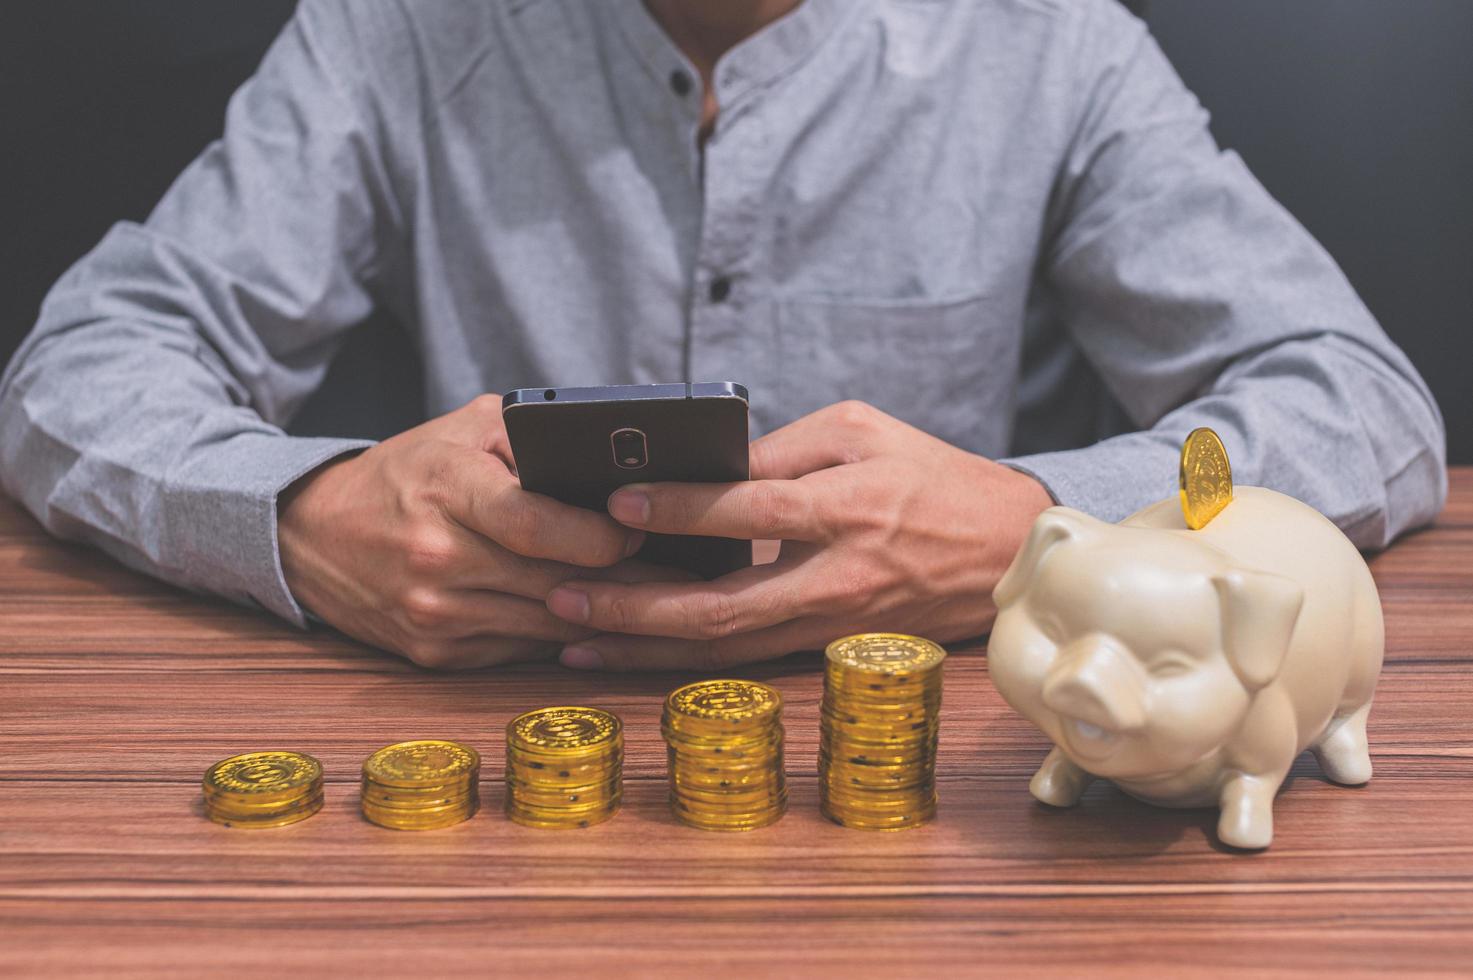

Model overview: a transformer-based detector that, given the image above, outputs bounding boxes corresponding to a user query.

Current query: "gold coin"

[507,753,622,781]
[361,786,478,809]
[665,679,781,728]
[204,751,322,799]
[825,634,946,675]
[362,801,478,831]
[363,740,479,788]
[668,795,783,825]
[208,792,325,829]
[508,706,621,753]
[506,800,620,830]
[1180,426,1234,530]
[821,804,935,832]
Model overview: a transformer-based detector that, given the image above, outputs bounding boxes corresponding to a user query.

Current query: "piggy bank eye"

[1151,652,1196,678]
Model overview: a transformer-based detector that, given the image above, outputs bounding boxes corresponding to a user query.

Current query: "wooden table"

[3,473,1472,977]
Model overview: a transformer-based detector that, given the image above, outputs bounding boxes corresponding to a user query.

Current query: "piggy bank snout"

[1041,640,1147,735]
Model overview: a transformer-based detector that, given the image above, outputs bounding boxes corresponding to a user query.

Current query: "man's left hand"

[545,401,1054,671]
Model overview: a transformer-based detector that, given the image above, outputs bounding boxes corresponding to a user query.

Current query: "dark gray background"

[3,1,1469,459]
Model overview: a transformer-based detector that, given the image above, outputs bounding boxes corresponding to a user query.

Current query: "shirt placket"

[687,71,770,415]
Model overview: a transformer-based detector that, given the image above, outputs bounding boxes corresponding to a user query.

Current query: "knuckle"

[747,483,791,537]
[833,399,878,430]
[403,528,457,576]
[603,594,639,633]
[399,587,449,633]
[403,638,451,669]
[498,497,545,553]
[469,393,503,416]
[586,529,629,567]
[692,593,741,640]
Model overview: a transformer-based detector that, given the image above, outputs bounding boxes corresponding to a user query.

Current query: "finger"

[545,565,806,640]
[606,479,826,541]
[592,559,705,585]
[441,452,644,566]
[441,532,689,598]
[402,588,596,645]
[404,634,560,672]
[557,618,823,672]
[749,400,887,480]
[426,393,514,459]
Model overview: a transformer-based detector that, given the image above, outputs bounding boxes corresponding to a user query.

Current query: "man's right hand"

[277,394,667,669]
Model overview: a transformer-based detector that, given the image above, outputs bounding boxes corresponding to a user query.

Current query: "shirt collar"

[610,0,851,109]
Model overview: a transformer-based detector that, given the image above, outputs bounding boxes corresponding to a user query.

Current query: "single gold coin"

[508,706,621,753]
[1180,426,1234,530]
[825,634,946,675]
[209,794,325,829]
[363,740,479,787]
[204,751,322,798]
[665,679,781,726]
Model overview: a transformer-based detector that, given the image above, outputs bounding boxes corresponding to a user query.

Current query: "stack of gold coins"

[505,707,623,829]
[361,740,480,830]
[203,751,324,829]
[820,633,946,831]
[662,679,787,831]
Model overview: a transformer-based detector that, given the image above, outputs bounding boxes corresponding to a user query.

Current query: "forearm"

[0,2,406,623]
[0,302,372,624]
[1003,332,1447,548]
[1017,2,1448,547]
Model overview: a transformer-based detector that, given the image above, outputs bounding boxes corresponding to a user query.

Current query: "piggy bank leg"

[1029,747,1094,807]
[1217,772,1285,850]
[1311,701,1373,786]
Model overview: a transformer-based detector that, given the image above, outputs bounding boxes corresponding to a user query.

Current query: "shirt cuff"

[161,432,375,628]
[999,431,1182,524]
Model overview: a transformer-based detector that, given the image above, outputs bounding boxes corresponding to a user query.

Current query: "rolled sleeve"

[0,0,400,624]
[1010,0,1447,546]
[165,434,374,626]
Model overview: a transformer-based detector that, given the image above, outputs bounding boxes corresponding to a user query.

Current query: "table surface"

[3,471,1472,978]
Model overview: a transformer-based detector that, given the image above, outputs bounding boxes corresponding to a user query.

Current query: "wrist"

[277,453,361,603]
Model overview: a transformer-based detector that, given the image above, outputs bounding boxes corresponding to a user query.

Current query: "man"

[0,0,1446,671]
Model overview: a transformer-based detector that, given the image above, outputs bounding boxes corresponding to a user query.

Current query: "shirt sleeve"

[999,0,1447,550]
[0,0,393,625]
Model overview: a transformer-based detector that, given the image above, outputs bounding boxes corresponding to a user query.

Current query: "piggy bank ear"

[1212,569,1305,690]
[993,508,1098,610]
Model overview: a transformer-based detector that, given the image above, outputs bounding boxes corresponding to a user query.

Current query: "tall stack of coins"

[505,707,623,829]
[820,633,946,831]
[203,751,324,829]
[662,679,787,831]
[361,739,480,830]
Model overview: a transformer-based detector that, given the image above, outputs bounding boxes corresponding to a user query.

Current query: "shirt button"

[669,69,693,97]
[708,277,733,303]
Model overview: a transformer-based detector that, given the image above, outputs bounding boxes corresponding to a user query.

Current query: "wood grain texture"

[3,474,1472,977]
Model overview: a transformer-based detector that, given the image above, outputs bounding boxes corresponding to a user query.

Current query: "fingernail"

[623,530,646,558]
[608,489,651,527]
[560,645,604,671]
[547,587,590,623]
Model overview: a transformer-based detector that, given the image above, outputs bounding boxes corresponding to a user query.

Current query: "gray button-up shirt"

[0,0,1447,627]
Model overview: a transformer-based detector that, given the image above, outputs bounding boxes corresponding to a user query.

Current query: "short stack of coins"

[662,679,787,831]
[203,751,324,829]
[505,706,623,829]
[361,739,480,830]
[820,633,946,831]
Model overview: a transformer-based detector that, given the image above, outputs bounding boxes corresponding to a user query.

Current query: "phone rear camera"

[611,428,648,469]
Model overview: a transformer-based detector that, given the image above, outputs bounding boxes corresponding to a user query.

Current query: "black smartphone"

[501,382,751,580]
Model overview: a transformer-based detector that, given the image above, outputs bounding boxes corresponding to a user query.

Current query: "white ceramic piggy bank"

[988,486,1384,849]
